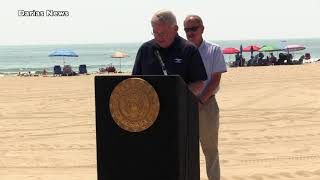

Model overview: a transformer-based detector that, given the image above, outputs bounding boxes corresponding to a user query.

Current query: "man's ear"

[174,25,179,32]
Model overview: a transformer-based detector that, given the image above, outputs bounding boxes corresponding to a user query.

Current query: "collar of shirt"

[198,40,207,52]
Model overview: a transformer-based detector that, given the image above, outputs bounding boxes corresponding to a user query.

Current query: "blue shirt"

[198,40,227,94]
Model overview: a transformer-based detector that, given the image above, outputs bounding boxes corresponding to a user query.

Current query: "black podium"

[95,75,199,180]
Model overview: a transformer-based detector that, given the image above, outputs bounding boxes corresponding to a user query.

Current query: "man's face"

[184,19,203,45]
[152,22,178,48]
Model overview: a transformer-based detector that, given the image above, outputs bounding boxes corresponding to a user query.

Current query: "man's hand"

[188,81,204,96]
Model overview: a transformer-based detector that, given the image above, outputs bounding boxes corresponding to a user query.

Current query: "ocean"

[0,38,319,75]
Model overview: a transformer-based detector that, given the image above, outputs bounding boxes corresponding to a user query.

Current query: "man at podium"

[132,9,207,95]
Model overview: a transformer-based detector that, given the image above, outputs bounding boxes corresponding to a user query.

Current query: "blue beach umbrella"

[48,49,79,65]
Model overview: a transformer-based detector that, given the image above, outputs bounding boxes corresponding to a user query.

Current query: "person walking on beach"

[184,15,227,180]
[132,9,207,95]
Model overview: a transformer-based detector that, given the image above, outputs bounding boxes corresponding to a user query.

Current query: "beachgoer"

[270,52,277,65]
[184,15,227,180]
[303,53,312,63]
[132,9,207,95]
[235,52,241,67]
[42,69,48,75]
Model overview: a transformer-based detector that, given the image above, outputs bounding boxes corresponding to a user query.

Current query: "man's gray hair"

[151,10,177,26]
[185,14,203,26]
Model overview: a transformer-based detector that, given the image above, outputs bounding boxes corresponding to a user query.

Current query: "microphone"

[154,49,168,75]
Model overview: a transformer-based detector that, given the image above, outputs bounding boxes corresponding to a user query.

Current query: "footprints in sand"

[219,169,320,180]
[219,131,320,147]
[240,154,320,164]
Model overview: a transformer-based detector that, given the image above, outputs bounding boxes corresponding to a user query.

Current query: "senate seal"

[109,78,160,132]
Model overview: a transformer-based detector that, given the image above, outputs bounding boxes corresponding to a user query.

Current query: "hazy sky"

[1,0,320,45]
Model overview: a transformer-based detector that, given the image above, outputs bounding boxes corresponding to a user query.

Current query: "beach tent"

[111,51,129,73]
[48,49,79,66]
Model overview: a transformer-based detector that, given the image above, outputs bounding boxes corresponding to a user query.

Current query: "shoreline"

[0,61,318,77]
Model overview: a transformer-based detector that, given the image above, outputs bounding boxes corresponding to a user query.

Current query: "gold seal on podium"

[109,78,160,132]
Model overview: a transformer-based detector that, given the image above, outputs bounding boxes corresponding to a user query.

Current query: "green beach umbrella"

[258,45,283,52]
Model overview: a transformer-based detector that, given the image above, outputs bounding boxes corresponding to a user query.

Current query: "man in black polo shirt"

[132,9,207,95]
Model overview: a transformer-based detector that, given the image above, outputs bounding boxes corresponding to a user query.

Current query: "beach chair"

[53,65,62,76]
[79,64,87,74]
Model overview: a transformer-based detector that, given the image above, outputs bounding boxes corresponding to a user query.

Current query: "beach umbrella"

[111,51,129,73]
[48,49,79,66]
[283,45,306,52]
[244,45,260,58]
[223,47,240,54]
[258,45,283,52]
[243,45,260,52]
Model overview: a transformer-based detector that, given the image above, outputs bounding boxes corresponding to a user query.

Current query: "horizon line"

[1,37,320,46]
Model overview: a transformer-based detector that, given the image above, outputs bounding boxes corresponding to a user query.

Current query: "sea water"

[0,38,319,75]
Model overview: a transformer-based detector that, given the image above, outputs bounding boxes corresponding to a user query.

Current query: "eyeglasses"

[151,31,168,38]
[184,26,200,33]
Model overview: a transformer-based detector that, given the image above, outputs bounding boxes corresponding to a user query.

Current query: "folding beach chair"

[79,64,87,74]
[53,65,62,76]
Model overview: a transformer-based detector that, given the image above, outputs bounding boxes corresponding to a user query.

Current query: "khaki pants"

[199,96,220,180]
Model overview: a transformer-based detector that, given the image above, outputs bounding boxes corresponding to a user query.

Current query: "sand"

[1,63,320,180]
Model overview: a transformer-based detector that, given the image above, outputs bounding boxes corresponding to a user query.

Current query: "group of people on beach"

[231,52,313,67]
[132,10,227,180]
[17,69,48,77]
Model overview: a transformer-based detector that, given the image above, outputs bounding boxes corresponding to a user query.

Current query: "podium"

[95,75,199,180]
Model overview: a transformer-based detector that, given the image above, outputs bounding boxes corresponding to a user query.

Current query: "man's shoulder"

[175,35,197,50]
[203,40,221,50]
[140,39,156,49]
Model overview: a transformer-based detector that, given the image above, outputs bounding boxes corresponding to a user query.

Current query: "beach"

[1,63,320,180]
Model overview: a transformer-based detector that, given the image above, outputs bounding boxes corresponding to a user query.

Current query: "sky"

[1,0,320,45]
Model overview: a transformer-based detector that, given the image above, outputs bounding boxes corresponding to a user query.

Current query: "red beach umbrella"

[243,45,260,52]
[223,47,240,54]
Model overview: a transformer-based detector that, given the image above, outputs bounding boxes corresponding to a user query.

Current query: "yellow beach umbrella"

[111,51,129,72]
